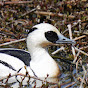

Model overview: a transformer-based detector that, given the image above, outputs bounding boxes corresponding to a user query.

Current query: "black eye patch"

[28,27,38,33]
[45,31,58,43]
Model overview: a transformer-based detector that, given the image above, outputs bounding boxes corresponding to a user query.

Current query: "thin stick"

[75,47,88,56]
[65,82,76,88]
[21,8,37,17]
[0,73,57,85]
[80,59,86,73]
[75,57,81,74]
[68,24,76,58]
[79,45,88,50]
[77,76,86,84]
[73,52,80,63]
[0,1,33,5]
[35,11,75,19]
[68,24,73,40]
[0,38,26,47]
[78,19,81,33]
[62,20,82,34]
[51,46,65,55]
[79,59,87,88]
[73,35,86,41]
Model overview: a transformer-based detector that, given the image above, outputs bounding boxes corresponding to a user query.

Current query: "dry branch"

[51,46,65,55]
[0,1,33,5]
[68,24,76,58]
[65,82,76,88]
[79,46,88,50]
[35,11,75,19]
[73,52,80,63]
[79,59,87,88]
[0,38,26,47]
[62,20,82,34]
[21,8,37,17]
[0,73,57,85]
[75,47,88,57]
[74,35,86,41]
[0,38,17,43]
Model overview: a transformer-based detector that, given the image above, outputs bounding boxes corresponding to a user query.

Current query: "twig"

[75,57,81,73]
[74,35,86,41]
[21,8,37,17]
[62,20,82,34]
[79,59,87,88]
[65,82,76,88]
[80,59,87,74]
[77,76,86,84]
[68,24,73,40]
[68,24,76,58]
[61,80,73,86]
[51,46,65,55]
[35,11,75,19]
[0,38,17,43]
[62,29,68,35]
[0,73,57,85]
[74,57,87,87]
[0,38,26,47]
[78,19,82,33]
[75,47,88,56]
[0,1,33,5]
[73,51,80,63]
[79,46,88,50]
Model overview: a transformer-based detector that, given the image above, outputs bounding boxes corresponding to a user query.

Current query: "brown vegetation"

[0,0,88,88]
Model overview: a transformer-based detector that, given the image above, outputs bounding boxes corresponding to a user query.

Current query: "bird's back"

[0,48,31,66]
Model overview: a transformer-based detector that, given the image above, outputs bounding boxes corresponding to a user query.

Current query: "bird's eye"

[45,31,58,43]
[47,31,54,36]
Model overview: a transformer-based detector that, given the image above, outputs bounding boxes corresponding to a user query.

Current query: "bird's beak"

[56,34,76,44]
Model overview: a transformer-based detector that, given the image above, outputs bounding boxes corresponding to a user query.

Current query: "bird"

[0,23,75,78]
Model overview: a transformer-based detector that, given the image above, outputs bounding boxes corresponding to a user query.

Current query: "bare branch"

[51,46,65,55]
[35,11,75,19]
[68,24,76,58]
[0,38,26,47]
[0,1,33,5]
[75,47,88,56]
[74,35,86,41]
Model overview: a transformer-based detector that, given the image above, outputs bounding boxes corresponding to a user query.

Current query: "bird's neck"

[27,45,60,77]
[28,46,51,62]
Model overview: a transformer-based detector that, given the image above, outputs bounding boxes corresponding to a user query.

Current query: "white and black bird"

[0,23,75,78]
